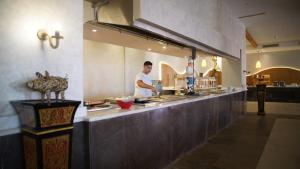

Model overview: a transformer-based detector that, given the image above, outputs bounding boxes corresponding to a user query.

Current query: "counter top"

[247,85,300,88]
[84,88,246,122]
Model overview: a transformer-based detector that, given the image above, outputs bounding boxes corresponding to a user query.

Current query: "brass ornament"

[26,71,68,103]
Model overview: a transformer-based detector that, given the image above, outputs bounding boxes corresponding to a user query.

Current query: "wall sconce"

[201,59,207,68]
[37,29,64,49]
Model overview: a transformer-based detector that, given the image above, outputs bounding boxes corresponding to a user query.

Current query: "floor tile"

[256,119,300,169]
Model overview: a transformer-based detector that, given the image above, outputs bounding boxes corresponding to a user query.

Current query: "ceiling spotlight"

[92,29,97,32]
[147,48,152,51]
[162,46,167,49]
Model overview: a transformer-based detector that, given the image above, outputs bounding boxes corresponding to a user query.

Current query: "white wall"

[247,51,300,74]
[124,48,146,95]
[84,41,215,98]
[222,31,246,89]
[84,40,125,100]
[222,58,242,88]
[0,0,85,134]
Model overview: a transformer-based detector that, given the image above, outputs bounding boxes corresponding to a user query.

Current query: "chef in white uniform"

[134,61,157,98]
[186,58,197,90]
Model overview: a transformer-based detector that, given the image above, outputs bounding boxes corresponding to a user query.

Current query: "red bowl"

[117,100,133,109]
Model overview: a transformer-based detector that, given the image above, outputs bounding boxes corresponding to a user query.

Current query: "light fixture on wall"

[255,51,262,69]
[212,56,220,70]
[201,59,207,68]
[37,24,64,49]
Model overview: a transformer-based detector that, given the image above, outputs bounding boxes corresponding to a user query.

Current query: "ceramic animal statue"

[27,71,68,103]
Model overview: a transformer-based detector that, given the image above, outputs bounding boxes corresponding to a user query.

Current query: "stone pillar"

[256,84,266,115]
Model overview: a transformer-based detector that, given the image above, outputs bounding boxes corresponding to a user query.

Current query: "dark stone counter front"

[247,86,300,103]
[0,91,246,169]
[87,91,246,169]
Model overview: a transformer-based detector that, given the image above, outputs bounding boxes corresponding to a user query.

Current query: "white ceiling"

[224,0,300,45]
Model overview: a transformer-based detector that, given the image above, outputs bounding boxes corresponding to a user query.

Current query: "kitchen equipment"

[175,89,185,96]
[84,100,106,106]
[273,81,279,86]
[162,89,176,95]
[152,80,163,93]
[210,89,226,94]
[134,97,150,104]
[227,86,234,92]
[162,88,185,95]
[87,104,112,112]
[117,100,133,109]
[279,81,285,87]
[114,97,134,109]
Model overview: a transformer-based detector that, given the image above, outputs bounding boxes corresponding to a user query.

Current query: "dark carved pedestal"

[256,84,266,115]
[11,100,81,169]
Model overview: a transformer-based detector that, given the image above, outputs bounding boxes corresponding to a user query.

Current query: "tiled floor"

[247,101,300,116]
[165,112,300,169]
[256,119,300,169]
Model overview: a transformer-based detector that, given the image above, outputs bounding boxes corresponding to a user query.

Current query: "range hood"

[84,0,237,59]
[86,21,189,49]
[85,0,189,49]
[84,21,192,58]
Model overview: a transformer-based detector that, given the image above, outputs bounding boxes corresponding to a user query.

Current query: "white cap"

[188,56,194,63]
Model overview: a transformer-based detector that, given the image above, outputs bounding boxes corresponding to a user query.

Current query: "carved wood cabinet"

[11,100,81,169]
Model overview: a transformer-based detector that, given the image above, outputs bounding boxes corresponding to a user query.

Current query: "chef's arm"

[137,80,157,92]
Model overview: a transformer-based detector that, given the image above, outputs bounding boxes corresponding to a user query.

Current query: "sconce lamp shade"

[201,59,207,68]
[256,60,262,69]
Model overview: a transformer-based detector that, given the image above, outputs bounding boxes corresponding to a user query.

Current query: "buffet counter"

[247,86,300,103]
[85,89,245,122]
[83,89,247,169]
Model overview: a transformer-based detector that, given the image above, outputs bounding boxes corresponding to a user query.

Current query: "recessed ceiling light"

[162,46,167,49]
[147,48,152,51]
[92,29,97,32]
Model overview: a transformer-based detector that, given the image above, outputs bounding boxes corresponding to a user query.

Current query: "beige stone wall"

[246,51,300,74]
[0,0,85,133]
[134,0,245,59]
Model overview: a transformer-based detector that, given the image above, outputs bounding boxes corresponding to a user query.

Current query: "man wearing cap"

[186,59,197,90]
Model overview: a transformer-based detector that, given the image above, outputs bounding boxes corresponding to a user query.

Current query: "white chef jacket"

[134,72,153,98]
[186,66,197,77]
